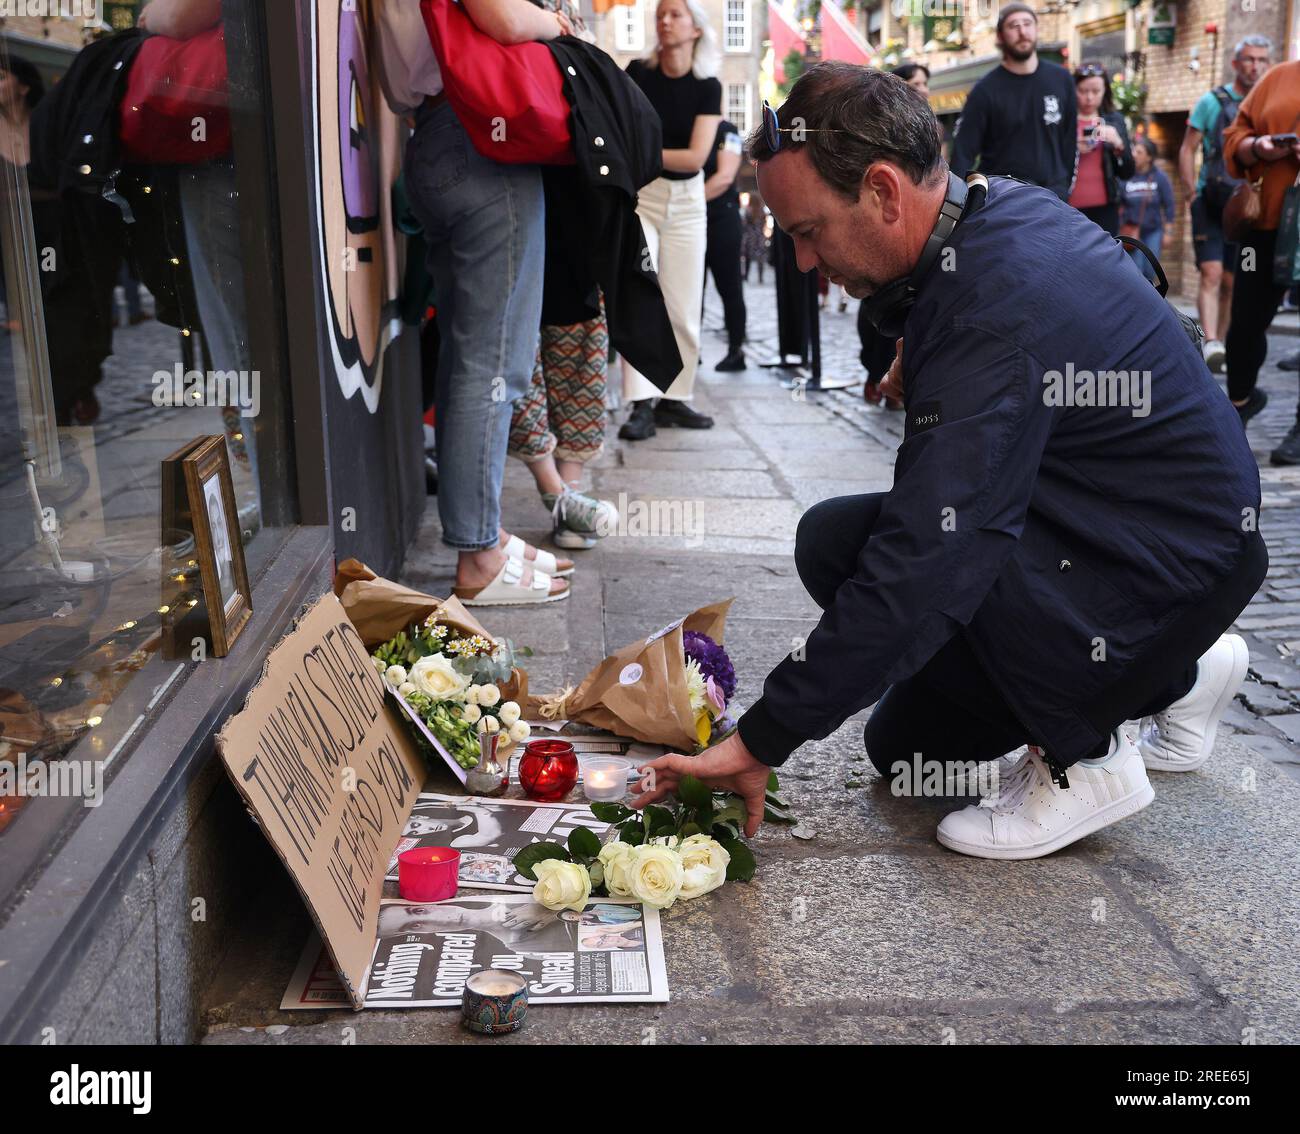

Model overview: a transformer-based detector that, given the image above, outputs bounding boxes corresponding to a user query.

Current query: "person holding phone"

[1223,57,1300,460]
[1067,62,1134,236]
[1179,37,1272,377]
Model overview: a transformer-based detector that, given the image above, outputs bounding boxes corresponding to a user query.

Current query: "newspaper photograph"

[281,895,669,1009]
[386,793,613,891]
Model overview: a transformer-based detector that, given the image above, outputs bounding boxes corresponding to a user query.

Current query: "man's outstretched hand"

[630,731,770,837]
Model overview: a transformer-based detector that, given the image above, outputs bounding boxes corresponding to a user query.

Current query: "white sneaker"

[1139,633,1248,772]
[1203,339,1226,373]
[935,732,1154,860]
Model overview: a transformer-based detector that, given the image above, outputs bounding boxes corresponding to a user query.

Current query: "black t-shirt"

[625,58,722,180]
[949,61,1078,201]
[703,120,743,213]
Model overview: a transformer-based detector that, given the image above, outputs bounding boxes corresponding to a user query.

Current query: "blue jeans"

[405,101,544,551]
[1129,226,1164,284]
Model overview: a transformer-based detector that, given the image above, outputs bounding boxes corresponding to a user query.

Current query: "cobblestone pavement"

[726,272,1300,784]
[205,265,1300,1045]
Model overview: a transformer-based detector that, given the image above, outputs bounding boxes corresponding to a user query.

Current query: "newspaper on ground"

[386,793,613,891]
[282,895,669,1009]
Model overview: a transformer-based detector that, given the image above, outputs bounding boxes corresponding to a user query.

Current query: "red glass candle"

[518,739,579,802]
[398,846,460,902]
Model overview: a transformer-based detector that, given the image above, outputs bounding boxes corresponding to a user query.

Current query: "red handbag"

[118,26,232,165]
[420,0,573,165]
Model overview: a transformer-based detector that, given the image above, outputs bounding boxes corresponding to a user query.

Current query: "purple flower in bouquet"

[683,631,735,702]
[705,675,725,716]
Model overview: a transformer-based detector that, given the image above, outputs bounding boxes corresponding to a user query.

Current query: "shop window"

[0,6,289,858]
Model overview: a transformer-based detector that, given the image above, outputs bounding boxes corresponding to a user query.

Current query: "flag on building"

[769,1,807,85]
[820,0,875,67]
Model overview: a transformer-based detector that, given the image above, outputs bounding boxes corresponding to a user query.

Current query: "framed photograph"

[181,436,252,656]
[160,437,205,660]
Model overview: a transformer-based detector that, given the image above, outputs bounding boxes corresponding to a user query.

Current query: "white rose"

[678,834,730,899]
[508,720,531,743]
[477,683,502,707]
[397,681,417,698]
[598,841,637,898]
[482,715,500,733]
[384,664,407,686]
[498,701,521,727]
[465,685,482,706]
[627,843,684,909]
[409,654,471,702]
[532,859,591,912]
[460,703,482,725]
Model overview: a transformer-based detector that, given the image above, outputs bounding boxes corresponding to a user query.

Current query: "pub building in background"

[808,0,1296,296]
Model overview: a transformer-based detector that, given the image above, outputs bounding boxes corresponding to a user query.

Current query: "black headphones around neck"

[861,171,988,339]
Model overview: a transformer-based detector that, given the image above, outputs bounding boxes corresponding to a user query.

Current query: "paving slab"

[200,274,1300,1046]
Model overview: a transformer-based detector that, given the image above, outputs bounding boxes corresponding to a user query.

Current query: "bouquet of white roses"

[372,617,532,771]
[512,771,797,912]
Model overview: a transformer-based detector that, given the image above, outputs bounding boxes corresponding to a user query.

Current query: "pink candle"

[398,846,460,902]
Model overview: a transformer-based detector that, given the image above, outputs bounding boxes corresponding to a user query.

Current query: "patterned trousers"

[509,308,608,464]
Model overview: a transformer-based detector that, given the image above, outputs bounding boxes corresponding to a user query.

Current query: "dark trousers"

[1226,227,1289,404]
[794,493,1196,776]
[704,203,746,351]
[1079,202,1120,236]
[856,301,897,381]
[772,226,814,360]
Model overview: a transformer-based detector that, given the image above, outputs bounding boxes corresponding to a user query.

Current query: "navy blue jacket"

[739,177,1266,767]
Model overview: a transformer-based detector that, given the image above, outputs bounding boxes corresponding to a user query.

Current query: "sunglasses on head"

[762,99,839,154]
[1077,63,1108,78]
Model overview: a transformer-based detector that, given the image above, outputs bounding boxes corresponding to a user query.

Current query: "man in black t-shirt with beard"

[949,3,1078,201]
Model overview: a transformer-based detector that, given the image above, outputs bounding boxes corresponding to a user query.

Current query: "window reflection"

[0,0,268,838]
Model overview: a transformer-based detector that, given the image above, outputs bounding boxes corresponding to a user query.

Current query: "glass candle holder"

[582,756,630,803]
[518,739,579,802]
[462,968,528,1034]
[397,846,460,902]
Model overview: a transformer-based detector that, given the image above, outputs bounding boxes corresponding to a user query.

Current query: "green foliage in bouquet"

[513,772,796,886]
[372,622,531,685]
[372,619,534,771]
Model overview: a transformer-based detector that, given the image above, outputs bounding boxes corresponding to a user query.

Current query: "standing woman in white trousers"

[618,0,721,441]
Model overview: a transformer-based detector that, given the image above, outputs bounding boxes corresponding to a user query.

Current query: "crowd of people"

[390,0,1300,616]
[947,5,1300,465]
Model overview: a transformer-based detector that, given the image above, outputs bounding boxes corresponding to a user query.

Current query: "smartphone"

[1269,133,1298,146]
[1082,123,1099,141]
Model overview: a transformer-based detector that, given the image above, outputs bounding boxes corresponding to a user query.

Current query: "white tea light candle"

[583,756,630,802]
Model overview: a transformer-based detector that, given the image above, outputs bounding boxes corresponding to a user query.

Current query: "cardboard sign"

[216,591,425,1008]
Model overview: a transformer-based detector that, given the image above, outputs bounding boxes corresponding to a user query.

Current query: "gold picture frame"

[180,436,252,657]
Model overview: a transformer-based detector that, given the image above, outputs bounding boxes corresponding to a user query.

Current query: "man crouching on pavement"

[632,62,1268,859]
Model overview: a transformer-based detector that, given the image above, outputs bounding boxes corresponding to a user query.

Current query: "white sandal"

[454,556,569,606]
[500,533,573,578]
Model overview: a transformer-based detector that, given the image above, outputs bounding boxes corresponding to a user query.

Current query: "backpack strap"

[1207,86,1238,160]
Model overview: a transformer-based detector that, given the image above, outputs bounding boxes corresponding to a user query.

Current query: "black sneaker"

[1271,422,1300,466]
[618,399,656,441]
[1236,388,1268,426]
[653,399,715,429]
[1278,349,1300,372]
[715,348,746,372]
